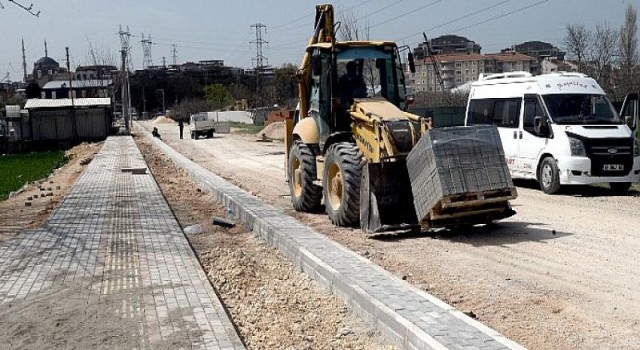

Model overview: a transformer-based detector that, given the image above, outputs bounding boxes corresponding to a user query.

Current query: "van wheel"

[609,182,631,194]
[539,157,561,194]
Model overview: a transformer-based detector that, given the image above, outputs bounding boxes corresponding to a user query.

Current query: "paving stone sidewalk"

[0,136,244,350]
[143,128,527,350]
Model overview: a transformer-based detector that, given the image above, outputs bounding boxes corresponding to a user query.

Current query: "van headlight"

[569,137,586,157]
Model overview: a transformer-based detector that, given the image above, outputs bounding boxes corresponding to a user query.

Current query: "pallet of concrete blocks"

[406,125,514,223]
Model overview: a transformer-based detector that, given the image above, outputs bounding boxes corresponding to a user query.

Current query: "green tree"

[204,83,231,110]
[273,64,298,108]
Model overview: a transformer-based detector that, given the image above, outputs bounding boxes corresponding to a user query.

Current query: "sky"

[0,0,637,82]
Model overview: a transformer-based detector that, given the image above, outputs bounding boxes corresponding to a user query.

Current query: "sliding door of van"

[520,94,549,179]
[467,98,521,173]
[492,99,521,173]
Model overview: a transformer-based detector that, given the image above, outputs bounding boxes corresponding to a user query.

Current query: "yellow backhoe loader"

[285,4,517,233]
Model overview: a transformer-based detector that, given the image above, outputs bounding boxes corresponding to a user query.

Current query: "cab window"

[523,96,546,134]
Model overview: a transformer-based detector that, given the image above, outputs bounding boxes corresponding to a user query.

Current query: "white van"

[465,71,640,194]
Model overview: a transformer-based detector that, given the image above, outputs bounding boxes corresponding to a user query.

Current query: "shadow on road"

[373,221,570,247]
[513,179,639,198]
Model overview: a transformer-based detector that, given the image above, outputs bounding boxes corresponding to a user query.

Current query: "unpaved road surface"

[143,121,640,350]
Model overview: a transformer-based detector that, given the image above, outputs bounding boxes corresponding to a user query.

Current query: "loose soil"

[136,135,394,350]
[142,120,640,350]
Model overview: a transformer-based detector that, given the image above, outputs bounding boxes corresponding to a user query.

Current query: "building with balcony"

[485,52,539,75]
[501,41,565,61]
[410,53,489,93]
[408,52,538,93]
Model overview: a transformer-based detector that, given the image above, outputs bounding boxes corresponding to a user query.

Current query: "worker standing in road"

[178,119,184,139]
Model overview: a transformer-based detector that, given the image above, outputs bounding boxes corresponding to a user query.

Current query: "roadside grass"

[229,122,265,135]
[0,151,68,201]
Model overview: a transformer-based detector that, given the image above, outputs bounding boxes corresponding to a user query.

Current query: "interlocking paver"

[144,129,527,350]
[0,136,244,349]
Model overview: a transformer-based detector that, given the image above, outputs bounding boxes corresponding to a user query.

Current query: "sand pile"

[258,121,285,140]
[152,116,175,124]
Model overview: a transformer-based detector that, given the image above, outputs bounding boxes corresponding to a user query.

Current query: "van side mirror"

[408,52,416,73]
[620,92,638,131]
[534,116,549,136]
[625,115,636,130]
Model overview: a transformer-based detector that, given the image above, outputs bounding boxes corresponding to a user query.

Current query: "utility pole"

[21,39,27,83]
[162,56,166,68]
[251,23,268,101]
[156,89,165,114]
[118,25,132,133]
[141,33,153,69]
[171,44,178,66]
[142,86,146,116]
[66,47,77,139]
[423,33,444,93]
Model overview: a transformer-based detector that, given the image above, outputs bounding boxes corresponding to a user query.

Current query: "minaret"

[22,39,28,83]
[44,39,48,57]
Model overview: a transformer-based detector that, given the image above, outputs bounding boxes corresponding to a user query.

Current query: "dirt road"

[142,121,640,350]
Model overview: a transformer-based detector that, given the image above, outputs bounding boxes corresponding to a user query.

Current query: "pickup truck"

[190,113,215,139]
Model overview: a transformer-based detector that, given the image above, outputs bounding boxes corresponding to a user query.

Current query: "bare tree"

[86,41,117,68]
[565,24,591,73]
[0,0,40,16]
[620,4,638,95]
[589,23,619,95]
[337,10,369,41]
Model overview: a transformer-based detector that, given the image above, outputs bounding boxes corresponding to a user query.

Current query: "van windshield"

[542,94,622,125]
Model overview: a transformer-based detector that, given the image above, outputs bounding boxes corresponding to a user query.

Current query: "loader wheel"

[539,157,561,194]
[288,141,322,212]
[323,142,364,226]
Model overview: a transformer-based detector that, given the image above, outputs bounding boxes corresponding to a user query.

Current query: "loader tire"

[288,141,322,212]
[323,142,364,227]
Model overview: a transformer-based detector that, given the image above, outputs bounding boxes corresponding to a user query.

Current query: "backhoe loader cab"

[302,42,413,147]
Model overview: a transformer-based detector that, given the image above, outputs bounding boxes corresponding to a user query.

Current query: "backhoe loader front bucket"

[360,161,420,233]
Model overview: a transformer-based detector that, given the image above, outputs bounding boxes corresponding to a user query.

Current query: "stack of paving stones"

[0,136,244,350]
[407,125,512,222]
[143,127,525,350]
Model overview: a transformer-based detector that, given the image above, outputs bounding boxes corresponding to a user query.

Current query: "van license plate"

[603,164,624,171]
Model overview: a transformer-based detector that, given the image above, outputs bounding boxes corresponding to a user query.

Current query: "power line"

[362,0,407,20]
[395,0,512,43]
[269,0,362,32]
[451,0,552,34]
[270,0,377,34]
[370,0,445,29]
